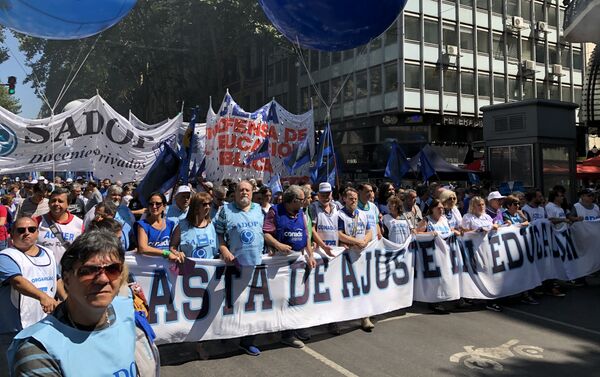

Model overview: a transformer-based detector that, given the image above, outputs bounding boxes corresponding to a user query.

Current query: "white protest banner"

[204,93,314,182]
[127,220,600,344]
[127,238,413,344]
[0,95,182,181]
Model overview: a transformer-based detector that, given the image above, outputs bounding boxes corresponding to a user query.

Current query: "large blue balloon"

[259,0,408,51]
[0,0,137,40]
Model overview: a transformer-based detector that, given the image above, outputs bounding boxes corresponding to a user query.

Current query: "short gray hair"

[108,185,123,196]
[283,185,304,204]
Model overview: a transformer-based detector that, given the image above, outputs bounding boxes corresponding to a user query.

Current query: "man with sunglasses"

[8,230,160,376]
[0,217,64,376]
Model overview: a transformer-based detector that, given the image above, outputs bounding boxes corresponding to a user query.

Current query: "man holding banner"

[215,180,265,356]
[263,185,316,349]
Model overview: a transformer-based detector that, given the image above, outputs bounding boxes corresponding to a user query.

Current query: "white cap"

[14,177,19,182]
[202,181,214,189]
[38,175,45,180]
[30,179,38,184]
[487,191,505,201]
[43,179,48,184]
[76,176,83,180]
[318,182,332,193]
[66,178,73,183]
[175,185,192,196]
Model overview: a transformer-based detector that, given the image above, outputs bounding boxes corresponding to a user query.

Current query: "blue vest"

[9,296,136,377]
[274,204,307,251]
[178,219,218,259]
[136,219,175,250]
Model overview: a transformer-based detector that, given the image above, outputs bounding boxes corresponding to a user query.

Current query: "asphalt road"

[159,278,600,377]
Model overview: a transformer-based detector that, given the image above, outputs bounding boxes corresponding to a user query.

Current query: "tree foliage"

[17,0,283,122]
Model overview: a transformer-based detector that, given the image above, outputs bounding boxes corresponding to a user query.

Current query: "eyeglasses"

[16,226,37,234]
[76,263,123,282]
[200,202,211,206]
[149,202,163,207]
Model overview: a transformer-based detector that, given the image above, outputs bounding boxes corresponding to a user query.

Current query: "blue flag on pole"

[244,137,270,166]
[137,143,181,207]
[284,136,311,174]
[384,141,410,186]
[268,173,283,194]
[418,149,436,182]
[178,107,199,184]
[311,124,337,186]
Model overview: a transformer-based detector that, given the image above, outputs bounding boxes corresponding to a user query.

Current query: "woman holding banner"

[502,195,529,226]
[461,197,498,232]
[416,199,460,238]
[169,192,218,259]
[136,192,184,263]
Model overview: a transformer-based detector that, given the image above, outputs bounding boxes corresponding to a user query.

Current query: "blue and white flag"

[244,137,270,166]
[284,136,311,174]
[178,107,199,184]
[311,124,337,186]
[137,143,181,207]
[384,141,410,186]
[418,149,436,182]
[268,172,283,194]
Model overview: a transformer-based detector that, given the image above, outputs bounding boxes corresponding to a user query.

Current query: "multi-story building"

[263,0,586,180]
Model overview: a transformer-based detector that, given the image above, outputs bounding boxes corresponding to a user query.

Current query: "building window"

[522,38,533,61]
[506,34,519,60]
[488,145,534,187]
[405,64,421,89]
[370,66,382,95]
[535,43,545,64]
[332,51,342,65]
[461,72,475,95]
[344,76,354,101]
[343,49,354,61]
[476,0,488,10]
[444,70,458,93]
[385,20,398,46]
[477,30,489,54]
[356,70,368,99]
[509,78,520,100]
[460,27,474,51]
[549,83,560,100]
[478,74,491,97]
[384,62,398,92]
[574,87,582,104]
[573,50,583,70]
[548,4,558,27]
[310,51,319,72]
[424,19,439,45]
[424,66,439,91]
[331,77,342,105]
[370,36,382,50]
[536,82,546,99]
[507,0,519,16]
[523,80,534,99]
[320,81,330,105]
[320,53,330,69]
[494,76,506,99]
[443,23,458,47]
[492,1,503,14]
[562,86,572,102]
[405,16,420,42]
[301,87,310,111]
[460,0,474,6]
[534,2,544,22]
[493,34,505,60]
[561,48,571,68]
[522,0,531,20]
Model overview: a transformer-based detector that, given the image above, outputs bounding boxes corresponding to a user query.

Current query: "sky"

[0,32,43,118]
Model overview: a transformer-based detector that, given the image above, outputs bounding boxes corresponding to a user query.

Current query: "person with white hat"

[486,191,507,225]
[165,185,191,227]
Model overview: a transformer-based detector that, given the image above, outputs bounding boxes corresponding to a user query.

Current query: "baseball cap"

[487,191,505,201]
[66,178,73,183]
[175,185,192,196]
[30,179,38,184]
[579,188,596,196]
[318,182,332,193]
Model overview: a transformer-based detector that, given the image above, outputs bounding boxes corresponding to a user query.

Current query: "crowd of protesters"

[0,173,598,374]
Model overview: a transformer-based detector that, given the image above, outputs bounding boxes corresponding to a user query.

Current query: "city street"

[159,278,600,377]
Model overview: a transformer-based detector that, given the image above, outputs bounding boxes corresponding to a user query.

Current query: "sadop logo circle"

[0,123,17,157]
[192,247,207,259]
[240,230,255,245]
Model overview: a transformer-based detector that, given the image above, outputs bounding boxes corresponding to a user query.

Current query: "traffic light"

[7,76,16,95]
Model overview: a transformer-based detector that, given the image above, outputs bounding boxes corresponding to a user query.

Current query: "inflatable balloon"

[258,0,408,51]
[0,0,137,40]
[62,99,88,113]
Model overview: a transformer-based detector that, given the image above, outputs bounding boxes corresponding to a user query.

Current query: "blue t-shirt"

[165,204,189,227]
[178,219,218,259]
[136,219,175,251]
[215,202,264,266]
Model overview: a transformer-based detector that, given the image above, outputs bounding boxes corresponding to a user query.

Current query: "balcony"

[564,0,600,42]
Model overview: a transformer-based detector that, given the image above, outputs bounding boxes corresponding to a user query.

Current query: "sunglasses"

[200,202,211,206]
[16,226,38,234]
[149,202,163,207]
[76,263,123,282]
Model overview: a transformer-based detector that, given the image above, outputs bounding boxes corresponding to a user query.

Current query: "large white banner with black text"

[0,95,182,181]
[127,220,600,344]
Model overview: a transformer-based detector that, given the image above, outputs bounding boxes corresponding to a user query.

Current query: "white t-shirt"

[573,202,600,221]
[461,213,494,231]
[522,204,546,221]
[382,214,411,244]
[545,202,567,232]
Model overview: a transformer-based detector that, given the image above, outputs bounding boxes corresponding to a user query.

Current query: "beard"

[238,197,251,207]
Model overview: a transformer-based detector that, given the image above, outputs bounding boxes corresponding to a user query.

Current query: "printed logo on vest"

[192,247,207,258]
[240,229,255,244]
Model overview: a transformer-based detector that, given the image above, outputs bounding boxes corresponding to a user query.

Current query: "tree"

[17,0,286,122]
[0,86,21,113]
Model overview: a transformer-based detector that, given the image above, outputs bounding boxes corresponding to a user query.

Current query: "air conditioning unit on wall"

[446,45,459,56]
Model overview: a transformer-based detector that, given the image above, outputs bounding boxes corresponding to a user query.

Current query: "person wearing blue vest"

[7,230,160,376]
[215,180,265,356]
[263,185,316,349]
[165,185,191,226]
[136,192,184,264]
[170,192,218,259]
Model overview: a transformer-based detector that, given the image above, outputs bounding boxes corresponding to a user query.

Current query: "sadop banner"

[0,95,182,181]
[127,220,600,345]
[204,93,314,182]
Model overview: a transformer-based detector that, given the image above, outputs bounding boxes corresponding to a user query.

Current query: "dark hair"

[548,190,563,203]
[356,182,372,192]
[96,200,118,217]
[50,187,70,197]
[343,187,358,197]
[525,188,542,202]
[147,192,167,207]
[416,184,428,197]
[61,230,124,278]
[503,195,520,208]
[258,186,272,196]
[378,182,394,205]
[426,199,443,216]
[89,218,122,234]
[32,182,47,194]
[187,192,212,224]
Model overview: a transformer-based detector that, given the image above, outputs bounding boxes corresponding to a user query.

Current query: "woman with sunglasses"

[439,189,463,232]
[416,199,460,238]
[7,230,160,376]
[136,192,184,263]
[170,192,218,259]
[502,195,529,226]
